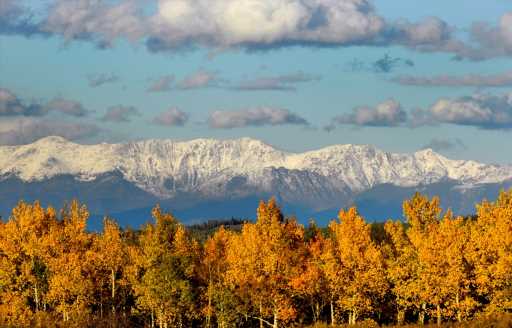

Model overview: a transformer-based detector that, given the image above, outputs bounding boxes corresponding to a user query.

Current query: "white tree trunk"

[330,300,336,326]
[273,308,278,328]
[111,268,116,315]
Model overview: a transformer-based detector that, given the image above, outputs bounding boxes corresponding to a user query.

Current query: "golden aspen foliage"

[92,218,129,317]
[290,227,329,324]
[399,193,477,324]
[467,190,512,314]
[225,199,306,328]
[43,200,95,323]
[326,207,388,325]
[437,214,476,321]
[128,205,199,328]
[383,220,422,324]
[201,227,240,328]
[0,192,510,326]
[402,193,443,324]
[414,211,474,324]
[0,201,56,325]
[403,192,442,232]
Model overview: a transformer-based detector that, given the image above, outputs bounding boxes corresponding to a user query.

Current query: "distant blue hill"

[1,173,510,231]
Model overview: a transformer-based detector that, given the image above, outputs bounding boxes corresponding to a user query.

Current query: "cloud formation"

[88,73,120,87]
[328,99,407,129]
[232,71,321,91]
[147,71,220,92]
[45,98,90,117]
[0,87,92,118]
[176,70,221,90]
[147,70,320,92]
[42,0,147,47]
[149,0,385,51]
[0,88,46,116]
[2,0,470,57]
[0,0,20,19]
[0,87,102,145]
[0,117,101,145]
[0,0,22,28]
[5,2,512,62]
[0,0,43,36]
[392,71,512,87]
[101,106,140,123]
[152,108,189,126]
[453,12,512,60]
[327,92,512,131]
[423,93,512,129]
[147,75,175,92]
[208,107,309,129]
[386,17,462,52]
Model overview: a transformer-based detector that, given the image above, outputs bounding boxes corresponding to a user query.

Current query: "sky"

[1,0,512,164]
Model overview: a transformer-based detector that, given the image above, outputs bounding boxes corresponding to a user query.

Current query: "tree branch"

[249,316,274,327]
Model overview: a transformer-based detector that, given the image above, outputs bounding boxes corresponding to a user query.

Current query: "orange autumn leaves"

[0,192,511,327]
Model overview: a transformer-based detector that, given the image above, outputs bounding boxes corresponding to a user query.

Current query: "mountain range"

[1,136,511,228]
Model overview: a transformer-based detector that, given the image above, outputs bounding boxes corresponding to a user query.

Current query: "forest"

[0,191,511,328]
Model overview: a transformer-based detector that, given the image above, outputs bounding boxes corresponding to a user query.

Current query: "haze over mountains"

[1,136,511,228]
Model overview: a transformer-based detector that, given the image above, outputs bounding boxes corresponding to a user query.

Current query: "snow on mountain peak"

[34,135,71,145]
[0,136,511,198]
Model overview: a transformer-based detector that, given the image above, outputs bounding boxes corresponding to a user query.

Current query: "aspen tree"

[403,193,442,324]
[226,199,305,328]
[0,201,60,325]
[201,227,241,328]
[438,215,475,322]
[290,229,329,323]
[94,218,128,317]
[468,190,512,314]
[384,220,421,324]
[130,206,198,327]
[44,201,95,322]
[328,208,388,324]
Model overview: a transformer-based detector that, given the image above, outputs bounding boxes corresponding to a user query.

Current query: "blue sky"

[1,0,512,163]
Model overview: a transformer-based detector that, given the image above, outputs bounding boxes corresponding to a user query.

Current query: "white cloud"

[26,0,458,55]
[0,0,20,19]
[45,98,90,117]
[392,71,512,87]
[101,106,140,123]
[329,99,407,128]
[176,70,221,90]
[233,71,321,91]
[149,0,385,50]
[455,12,512,60]
[152,108,189,126]
[147,75,175,92]
[43,0,147,46]
[0,88,46,116]
[0,0,42,36]
[147,71,220,92]
[426,93,512,129]
[88,73,120,87]
[328,93,512,130]
[0,87,92,118]
[0,117,102,145]
[8,0,512,60]
[208,107,309,129]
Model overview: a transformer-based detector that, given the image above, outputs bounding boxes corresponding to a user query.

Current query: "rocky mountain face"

[1,136,511,227]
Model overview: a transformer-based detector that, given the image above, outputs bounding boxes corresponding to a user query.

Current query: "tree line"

[0,191,511,327]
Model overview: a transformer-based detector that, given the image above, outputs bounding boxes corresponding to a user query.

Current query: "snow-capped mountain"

[1,136,511,225]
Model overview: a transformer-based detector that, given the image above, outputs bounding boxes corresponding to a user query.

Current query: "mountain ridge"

[1,136,510,187]
[1,136,511,225]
